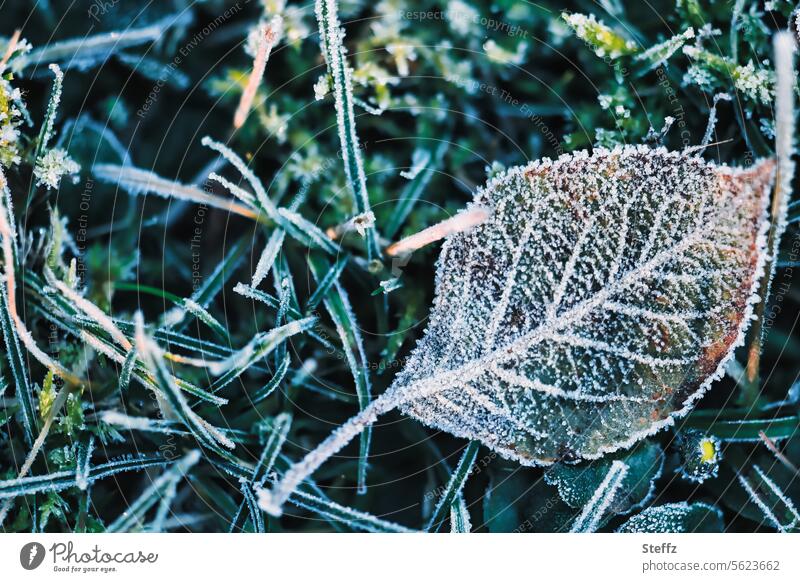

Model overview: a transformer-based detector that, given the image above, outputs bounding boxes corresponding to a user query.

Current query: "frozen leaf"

[261,146,774,515]
[569,460,628,532]
[394,146,773,465]
[616,501,724,533]
[545,440,663,519]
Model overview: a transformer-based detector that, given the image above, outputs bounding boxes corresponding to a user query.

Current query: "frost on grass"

[394,145,773,465]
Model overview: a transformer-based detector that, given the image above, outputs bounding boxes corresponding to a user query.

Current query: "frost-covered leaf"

[545,440,663,519]
[616,501,724,533]
[395,145,773,465]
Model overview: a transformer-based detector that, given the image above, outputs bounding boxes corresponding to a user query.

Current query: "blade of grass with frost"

[106,450,201,533]
[231,413,294,531]
[74,436,95,491]
[0,454,170,499]
[426,441,479,532]
[234,16,283,129]
[310,257,372,493]
[253,352,291,403]
[450,493,471,533]
[93,164,262,222]
[254,414,293,484]
[384,139,450,239]
[305,254,348,314]
[233,282,339,354]
[119,347,137,391]
[234,282,303,318]
[570,460,629,533]
[100,412,251,445]
[205,171,258,211]
[0,283,36,444]
[240,482,266,532]
[207,168,336,253]
[252,229,285,288]
[315,0,380,259]
[115,52,191,89]
[738,464,800,532]
[279,489,414,533]
[184,302,229,341]
[101,411,189,436]
[184,236,249,311]
[134,313,235,456]
[745,33,796,394]
[682,411,799,441]
[11,12,193,73]
[209,317,317,392]
[201,136,277,215]
[33,64,63,162]
[277,208,338,254]
[271,258,294,366]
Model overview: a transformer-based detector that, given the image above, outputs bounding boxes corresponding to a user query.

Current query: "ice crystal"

[0,79,24,168]
[313,75,330,100]
[33,148,79,190]
[446,1,480,36]
[562,12,637,59]
[394,145,773,465]
[636,27,695,70]
[732,60,774,104]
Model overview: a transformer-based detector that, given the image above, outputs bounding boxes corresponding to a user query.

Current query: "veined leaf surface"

[395,145,774,465]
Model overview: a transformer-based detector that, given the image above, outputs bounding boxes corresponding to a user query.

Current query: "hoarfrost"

[616,501,724,533]
[395,145,773,464]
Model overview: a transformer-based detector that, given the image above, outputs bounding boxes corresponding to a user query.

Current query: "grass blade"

[106,450,201,532]
[315,0,380,259]
[0,454,171,499]
[426,441,479,532]
[309,257,372,494]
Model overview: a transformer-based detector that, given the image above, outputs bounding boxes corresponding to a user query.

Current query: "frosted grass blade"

[310,257,372,494]
[106,450,201,532]
[0,454,170,499]
[315,0,380,259]
[426,441,479,532]
[13,12,193,73]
